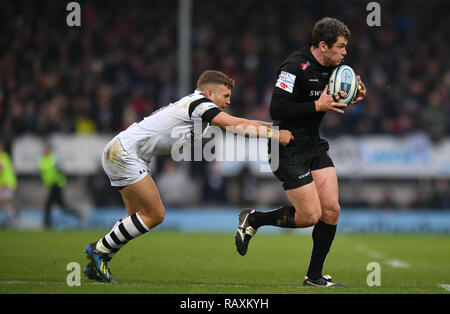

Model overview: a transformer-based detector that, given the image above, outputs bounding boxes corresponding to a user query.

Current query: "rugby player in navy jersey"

[235,17,366,287]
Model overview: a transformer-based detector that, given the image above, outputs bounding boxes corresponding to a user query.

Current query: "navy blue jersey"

[270,45,336,149]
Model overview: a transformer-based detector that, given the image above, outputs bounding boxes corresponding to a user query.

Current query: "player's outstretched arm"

[211,112,293,146]
[250,120,273,127]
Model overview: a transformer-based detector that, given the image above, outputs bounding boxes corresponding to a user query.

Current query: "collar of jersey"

[194,90,205,97]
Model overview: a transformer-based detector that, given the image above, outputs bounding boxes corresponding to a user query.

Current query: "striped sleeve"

[189,98,221,122]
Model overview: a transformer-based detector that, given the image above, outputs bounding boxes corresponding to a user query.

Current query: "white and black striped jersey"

[118,90,221,165]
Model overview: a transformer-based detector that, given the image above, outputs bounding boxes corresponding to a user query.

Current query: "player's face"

[324,36,347,66]
[210,84,231,110]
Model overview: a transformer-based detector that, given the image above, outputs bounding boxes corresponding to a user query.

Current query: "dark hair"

[197,70,235,90]
[311,17,350,48]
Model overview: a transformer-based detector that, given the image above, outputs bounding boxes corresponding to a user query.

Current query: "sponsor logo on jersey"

[275,71,296,93]
[309,90,322,97]
[301,61,310,71]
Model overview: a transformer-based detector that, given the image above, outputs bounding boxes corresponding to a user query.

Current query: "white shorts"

[102,136,150,187]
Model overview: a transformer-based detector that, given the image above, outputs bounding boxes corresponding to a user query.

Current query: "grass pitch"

[0,230,449,294]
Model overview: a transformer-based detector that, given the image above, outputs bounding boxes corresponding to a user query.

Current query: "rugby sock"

[95,213,149,259]
[249,205,296,229]
[95,218,122,260]
[306,220,337,280]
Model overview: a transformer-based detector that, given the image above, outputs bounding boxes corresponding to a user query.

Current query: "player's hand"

[351,75,366,105]
[278,129,294,147]
[314,84,348,114]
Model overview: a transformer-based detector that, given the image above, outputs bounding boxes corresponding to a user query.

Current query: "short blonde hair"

[196,70,235,90]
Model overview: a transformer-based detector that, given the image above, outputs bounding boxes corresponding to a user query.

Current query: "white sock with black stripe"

[96,213,149,259]
[95,218,122,260]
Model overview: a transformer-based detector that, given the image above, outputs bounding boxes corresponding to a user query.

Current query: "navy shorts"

[269,141,334,190]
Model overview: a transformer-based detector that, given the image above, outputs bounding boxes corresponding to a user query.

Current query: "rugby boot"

[235,209,257,256]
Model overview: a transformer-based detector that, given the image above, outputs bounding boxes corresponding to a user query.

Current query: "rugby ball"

[328,65,358,104]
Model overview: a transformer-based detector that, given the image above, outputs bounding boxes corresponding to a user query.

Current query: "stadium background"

[1,0,450,232]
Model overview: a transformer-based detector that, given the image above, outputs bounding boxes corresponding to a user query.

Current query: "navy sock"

[306,220,337,280]
[249,206,296,229]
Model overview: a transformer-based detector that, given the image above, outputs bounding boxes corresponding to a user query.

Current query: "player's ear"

[319,41,328,52]
[208,85,221,100]
[202,88,213,99]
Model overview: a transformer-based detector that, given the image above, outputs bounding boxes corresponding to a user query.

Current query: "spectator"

[0,140,19,228]
[203,162,228,206]
[39,142,80,228]
[430,179,450,209]
[157,159,197,206]
[1,0,449,139]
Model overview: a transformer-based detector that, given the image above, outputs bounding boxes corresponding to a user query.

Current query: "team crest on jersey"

[275,71,296,93]
[301,61,310,71]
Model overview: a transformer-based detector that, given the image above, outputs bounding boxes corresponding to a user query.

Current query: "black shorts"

[269,141,334,190]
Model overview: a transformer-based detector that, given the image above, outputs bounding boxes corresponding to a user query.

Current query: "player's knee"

[294,208,321,227]
[306,212,321,227]
[322,203,341,223]
[140,205,165,227]
[325,202,341,215]
[152,206,165,225]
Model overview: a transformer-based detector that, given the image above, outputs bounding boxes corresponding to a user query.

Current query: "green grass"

[0,230,449,294]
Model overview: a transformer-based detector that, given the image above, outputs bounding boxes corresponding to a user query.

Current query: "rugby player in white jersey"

[84,70,294,282]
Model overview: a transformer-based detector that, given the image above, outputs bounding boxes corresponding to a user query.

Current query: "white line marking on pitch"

[385,259,411,268]
[438,284,450,291]
[0,280,48,285]
[354,244,411,268]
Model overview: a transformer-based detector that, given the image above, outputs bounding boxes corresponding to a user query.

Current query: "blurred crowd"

[1,0,450,209]
[2,0,450,141]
